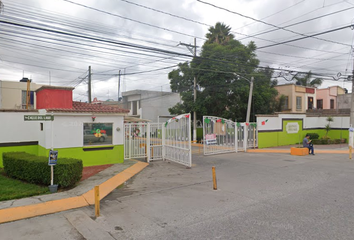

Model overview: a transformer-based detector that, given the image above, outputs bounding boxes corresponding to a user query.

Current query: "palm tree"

[294,71,323,87]
[205,22,235,45]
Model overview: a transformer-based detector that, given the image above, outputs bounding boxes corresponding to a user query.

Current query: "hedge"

[3,152,83,188]
[311,138,347,145]
[306,133,319,140]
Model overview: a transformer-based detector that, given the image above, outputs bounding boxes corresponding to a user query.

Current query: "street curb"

[0,161,148,224]
[247,149,349,154]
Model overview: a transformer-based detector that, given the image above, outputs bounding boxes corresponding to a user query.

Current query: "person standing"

[303,134,314,155]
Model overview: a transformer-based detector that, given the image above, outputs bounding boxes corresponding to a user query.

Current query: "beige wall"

[275,85,294,112]
[0,81,43,109]
[275,84,316,113]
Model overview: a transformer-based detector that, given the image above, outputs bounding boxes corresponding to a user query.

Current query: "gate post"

[129,124,132,159]
[162,123,166,161]
[235,125,238,152]
[243,125,248,152]
[188,113,192,168]
[147,123,151,162]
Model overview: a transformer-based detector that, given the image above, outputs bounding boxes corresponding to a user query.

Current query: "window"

[282,96,289,110]
[317,99,323,109]
[296,96,302,110]
[40,123,43,131]
[83,123,113,146]
[330,99,335,109]
[130,100,140,115]
[21,90,34,109]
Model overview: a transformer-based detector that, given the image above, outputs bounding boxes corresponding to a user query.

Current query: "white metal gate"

[237,123,258,151]
[203,116,237,155]
[162,113,192,167]
[149,123,163,161]
[124,123,163,162]
[247,123,258,149]
[237,123,245,151]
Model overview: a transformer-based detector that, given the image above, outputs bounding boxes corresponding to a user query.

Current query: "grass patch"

[0,168,49,201]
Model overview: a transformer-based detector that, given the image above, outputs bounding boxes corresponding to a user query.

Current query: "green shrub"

[306,133,319,140]
[3,152,82,188]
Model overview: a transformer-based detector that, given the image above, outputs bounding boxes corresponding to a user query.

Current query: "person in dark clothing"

[303,134,314,155]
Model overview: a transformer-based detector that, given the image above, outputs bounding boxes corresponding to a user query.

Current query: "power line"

[239,6,354,41]
[197,0,352,47]
[258,24,354,49]
[61,0,205,40]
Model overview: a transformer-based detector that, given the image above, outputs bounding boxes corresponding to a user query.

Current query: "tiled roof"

[46,101,129,114]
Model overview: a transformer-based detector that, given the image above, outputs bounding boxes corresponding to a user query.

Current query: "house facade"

[275,84,316,113]
[116,90,181,122]
[0,86,130,167]
[316,86,345,109]
[0,78,43,109]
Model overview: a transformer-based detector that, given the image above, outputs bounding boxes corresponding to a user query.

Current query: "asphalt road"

[2,152,354,240]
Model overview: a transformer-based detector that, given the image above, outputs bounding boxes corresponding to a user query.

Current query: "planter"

[48,184,58,193]
[290,147,308,156]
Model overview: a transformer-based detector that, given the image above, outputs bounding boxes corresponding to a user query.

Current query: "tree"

[205,22,235,45]
[294,71,323,87]
[324,116,334,138]
[168,23,279,122]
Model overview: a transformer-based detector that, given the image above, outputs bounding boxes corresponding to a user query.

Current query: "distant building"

[316,86,345,109]
[115,90,181,122]
[274,84,316,113]
[0,78,43,109]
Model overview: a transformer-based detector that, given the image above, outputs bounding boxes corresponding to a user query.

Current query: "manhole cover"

[283,159,296,162]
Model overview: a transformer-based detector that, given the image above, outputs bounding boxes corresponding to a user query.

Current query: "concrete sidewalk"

[0,159,148,224]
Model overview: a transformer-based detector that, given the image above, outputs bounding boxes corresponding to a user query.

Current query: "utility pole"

[118,70,121,101]
[246,76,254,123]
[350,58,354,127]
[178,38,197,141]
[88,66,92,103]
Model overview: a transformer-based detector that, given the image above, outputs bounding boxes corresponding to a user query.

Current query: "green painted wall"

[0,145,38,168]
[258,119,349,148]
[0,144,124,168]
[37,145,124,167]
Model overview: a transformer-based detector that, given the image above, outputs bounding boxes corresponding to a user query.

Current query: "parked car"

[84,130,107,143]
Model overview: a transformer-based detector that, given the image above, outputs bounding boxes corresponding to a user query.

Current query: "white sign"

[286,122,299,134]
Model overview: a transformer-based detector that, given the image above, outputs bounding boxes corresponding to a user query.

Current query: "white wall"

[42,114,125,149]
[0,112,125,148]
[257,114,349,131]
[0,112,39,143]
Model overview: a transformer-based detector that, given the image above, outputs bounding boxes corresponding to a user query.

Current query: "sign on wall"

[286,122,299,134]
[24,115,54,121]
[83,123,113,146]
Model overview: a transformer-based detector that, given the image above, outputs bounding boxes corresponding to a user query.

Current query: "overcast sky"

[1,0,354,101]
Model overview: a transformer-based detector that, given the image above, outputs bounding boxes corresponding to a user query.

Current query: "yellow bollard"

[350,146,352,159]
[212,166,217,190]
[94,186,100,217]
